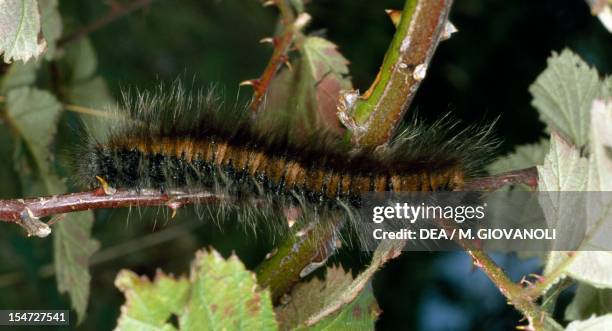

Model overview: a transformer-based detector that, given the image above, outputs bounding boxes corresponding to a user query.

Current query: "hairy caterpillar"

[75,84,496,243]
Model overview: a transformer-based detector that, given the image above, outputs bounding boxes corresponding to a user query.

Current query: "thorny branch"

[459,168,559,330]
[466,249,553,330]
[0,188,223,237]
[245,0,302,113]
[338,0,455,147]
[57,0,153,47]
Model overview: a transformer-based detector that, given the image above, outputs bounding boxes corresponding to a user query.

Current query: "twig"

[57,0,153,47]
[461,167,538,191]
[338,0,454,147]
[467,249,548,330]
[445,166,562,328]
[0,188,222,223]
[245,0,298,113]
[0,95,123,119]
[457,168,554,329]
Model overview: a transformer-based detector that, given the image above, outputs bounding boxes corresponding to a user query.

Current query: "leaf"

[39,0,62,60]
[541,101,612,290]
[566,314,612,331]
[296,284,379,331]
[60,38,117,139]
[275,265,354,328]
[488,139,550,174]
[54,213,100,324]
[61,38,99,83]
[546,251,612,290]
[115,270,190,331]
[0,0,47,63]
[115,249,278,331]
[276,266,380,330]
[260,36,352,137]
[302,36,350,81]
[6,87,62,176]
[0,61,38,93]
[529,49,602,147]
[588,100,612,192]
[5,87,99,322]
[565,284,612,321]
[181,250,277,330]
[537,133,588,193]
[602,76,612,99]
[276,240,400,329]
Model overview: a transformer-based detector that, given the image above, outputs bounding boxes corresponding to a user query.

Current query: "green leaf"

[276,240,399,329]
[537,133,588,193]
[0,61,38,93]
[302,36,350,80]
[602,76,612,99]
[529,49,602,147]
[296,284,378,331]
[181,250,277,330]
[566,284,612,321]
[488,139,550,174]
[0,0,47,63]
[5,87,100,322]
[276,266,379,330]
[61,38,99,83]
[59,37,117,140]
[39,0,62,60]
[566,314,612,331]
[6,87,62,176]
[115,270,190,331]
[260,36,352,137]
[54,213,100,324]
[541,101,612,290]
[587,100,612,193]
[115,249,278,331]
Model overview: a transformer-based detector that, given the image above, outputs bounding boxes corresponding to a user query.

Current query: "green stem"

[255,217,340,303]
[340,0,453,147]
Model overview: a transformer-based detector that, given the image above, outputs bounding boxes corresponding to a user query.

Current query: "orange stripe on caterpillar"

[75,85,496,211]
[94,137,465,202]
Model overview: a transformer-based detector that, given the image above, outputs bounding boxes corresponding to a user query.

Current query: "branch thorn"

[240,79,261,88]
[166,201,182,218]
[385,9,402,28]
[259,37,276,45]
[96,176,117,195]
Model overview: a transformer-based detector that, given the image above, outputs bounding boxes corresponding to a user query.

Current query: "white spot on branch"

[413,63,428,81]
[400,37,411,52]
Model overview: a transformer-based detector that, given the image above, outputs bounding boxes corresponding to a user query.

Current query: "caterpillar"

[75,84,497,243]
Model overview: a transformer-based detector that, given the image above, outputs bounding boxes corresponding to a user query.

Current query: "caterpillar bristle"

[74,83,498,246]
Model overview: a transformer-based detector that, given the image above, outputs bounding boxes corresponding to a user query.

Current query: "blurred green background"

[0,0,610,330]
